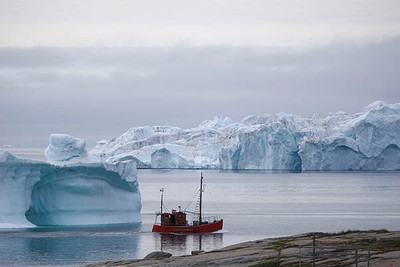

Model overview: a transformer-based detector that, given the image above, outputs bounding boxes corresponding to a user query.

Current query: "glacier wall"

[55,101,400,171]
[0,151,141,227]
[219,123,302,170]
[299,102,400,170]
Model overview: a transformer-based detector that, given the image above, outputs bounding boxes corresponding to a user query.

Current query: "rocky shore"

[87,230,400,267]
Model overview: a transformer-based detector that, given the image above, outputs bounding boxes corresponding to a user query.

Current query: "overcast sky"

[1,0,400,147]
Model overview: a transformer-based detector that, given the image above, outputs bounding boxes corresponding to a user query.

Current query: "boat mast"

[160,188,164,215]
[199,172,203,225]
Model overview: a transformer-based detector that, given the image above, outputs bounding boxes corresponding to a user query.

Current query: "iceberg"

[1,101,397,228]
[45,134,88,164]
[0,151,141,227]
[88,101,399,171]
[299,101,400,170]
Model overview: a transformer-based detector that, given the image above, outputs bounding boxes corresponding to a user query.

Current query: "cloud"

[0,38,399,146]
[0,48,76,68]
[1,0,400,47]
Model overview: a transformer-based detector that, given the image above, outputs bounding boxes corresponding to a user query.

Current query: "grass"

[373,238,400,253]
[267,238,296,250]
[313,229,389,238]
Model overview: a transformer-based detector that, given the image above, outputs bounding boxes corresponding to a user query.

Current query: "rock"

[143,251,172,260]
[191,250,204,255]
[86,230,400,267]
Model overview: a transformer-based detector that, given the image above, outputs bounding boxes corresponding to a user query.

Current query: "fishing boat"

[152,173,223,234]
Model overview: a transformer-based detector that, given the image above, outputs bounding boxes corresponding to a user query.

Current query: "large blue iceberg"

[89,101,400,171]
[0,151,141,227]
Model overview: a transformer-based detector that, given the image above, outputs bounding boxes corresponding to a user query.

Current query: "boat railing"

[193,216,221,225]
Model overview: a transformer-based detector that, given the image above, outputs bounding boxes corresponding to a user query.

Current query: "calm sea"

[0,161,399,265]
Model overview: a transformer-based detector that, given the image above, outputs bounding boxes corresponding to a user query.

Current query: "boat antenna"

[160,188,164,215]
[199,172,203,225]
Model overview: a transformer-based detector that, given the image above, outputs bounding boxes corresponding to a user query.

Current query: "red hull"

[152,219,223,234]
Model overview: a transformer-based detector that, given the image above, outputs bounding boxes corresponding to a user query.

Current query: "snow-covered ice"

[88,101,400,171]
[45,134,88,164]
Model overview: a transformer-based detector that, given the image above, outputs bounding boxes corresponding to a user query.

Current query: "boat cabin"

[161,210,187,226]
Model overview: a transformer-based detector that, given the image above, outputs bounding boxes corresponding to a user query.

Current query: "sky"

[1,0,400,147]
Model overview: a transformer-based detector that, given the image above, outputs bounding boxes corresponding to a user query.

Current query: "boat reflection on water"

[153,233,223,256]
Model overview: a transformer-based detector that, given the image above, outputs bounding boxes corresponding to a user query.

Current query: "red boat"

[152,173,223,234]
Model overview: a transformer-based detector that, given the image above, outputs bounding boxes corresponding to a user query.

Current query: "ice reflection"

[0,224,141,266]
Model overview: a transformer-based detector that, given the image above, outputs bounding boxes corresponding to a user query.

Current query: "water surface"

[0,170,399,266]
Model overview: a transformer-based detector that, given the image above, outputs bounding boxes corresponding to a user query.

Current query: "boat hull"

[152,219,223,234]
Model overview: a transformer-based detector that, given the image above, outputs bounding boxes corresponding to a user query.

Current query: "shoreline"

[86,229,400,267]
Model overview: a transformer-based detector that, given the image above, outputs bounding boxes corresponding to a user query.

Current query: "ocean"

[0,169,399,266]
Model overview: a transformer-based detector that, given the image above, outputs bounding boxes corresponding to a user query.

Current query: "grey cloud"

[1,38,399,146]
[0,48,78,68]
